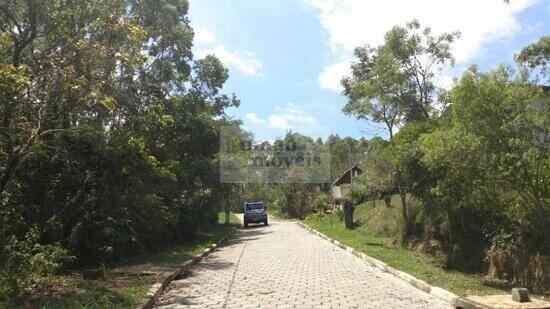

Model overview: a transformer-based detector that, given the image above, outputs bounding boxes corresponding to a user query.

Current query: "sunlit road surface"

[156,217,447,308]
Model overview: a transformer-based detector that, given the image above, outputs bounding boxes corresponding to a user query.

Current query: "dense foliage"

[0,0,241,300]
[341,21,549,289]
[342,20,460,241]
[416,65,549,268]
[1,1,548,299]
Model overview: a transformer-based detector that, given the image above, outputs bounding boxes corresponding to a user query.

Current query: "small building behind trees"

[331,165,362,201]
[331,165,362,229]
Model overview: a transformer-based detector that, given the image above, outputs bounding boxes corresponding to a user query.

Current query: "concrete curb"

[134,226,238,309]
[296,221,459,307]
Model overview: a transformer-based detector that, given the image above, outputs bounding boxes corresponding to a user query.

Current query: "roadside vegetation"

[0,0,248,304]
[12,212,238,308]
[305,200,504,296]
[266,30,549,294]
[1,0,548,303]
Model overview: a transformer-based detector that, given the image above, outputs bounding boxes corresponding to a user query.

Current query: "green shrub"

[0,228,74,303]
[312,193,331,212]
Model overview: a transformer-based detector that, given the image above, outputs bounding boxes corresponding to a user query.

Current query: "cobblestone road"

[156,218,447,308]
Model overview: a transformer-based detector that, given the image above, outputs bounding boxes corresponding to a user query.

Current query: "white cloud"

[305,0,538,90]
[435,73,456,91]
[245,112,266,124]
[243,107,318,130]
[268,114,292,129]
[279,112,316,124]
[193,26,216,45]
[197,45,263,76]
[318,60,351,92]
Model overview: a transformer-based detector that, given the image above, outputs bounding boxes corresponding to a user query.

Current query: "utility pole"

[343,144,355,229]
[349,144,353,184]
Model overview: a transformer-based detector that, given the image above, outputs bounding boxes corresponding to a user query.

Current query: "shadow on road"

[225,226,272,245]
[159,221,274,308]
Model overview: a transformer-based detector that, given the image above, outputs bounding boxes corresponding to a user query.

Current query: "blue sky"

[189,0,549,142]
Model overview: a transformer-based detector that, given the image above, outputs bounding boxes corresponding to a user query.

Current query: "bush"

[312,193,331,212]
[361,199,402,238]
[0,228,74,302]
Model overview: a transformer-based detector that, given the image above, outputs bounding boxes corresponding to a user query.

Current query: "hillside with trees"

[265,29,549,293]
[312,30,547,292]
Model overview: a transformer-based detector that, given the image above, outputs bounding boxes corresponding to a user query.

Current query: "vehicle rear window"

[246,203,264,211]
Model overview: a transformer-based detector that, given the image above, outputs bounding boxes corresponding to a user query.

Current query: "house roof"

[332,165,363,187]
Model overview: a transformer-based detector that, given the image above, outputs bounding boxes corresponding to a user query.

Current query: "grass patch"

[304,201,504,296]
[18,212,239,308]
[268,207,290,220]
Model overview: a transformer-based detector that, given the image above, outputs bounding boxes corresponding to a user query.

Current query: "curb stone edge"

[134,226,238,309]
[295,221,459,308]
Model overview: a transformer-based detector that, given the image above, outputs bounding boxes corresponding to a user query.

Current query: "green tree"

[326,134,367,180]
[418,64,548,268]
[0,0,241,299]
[342,20,459,240]
[516,35,549,84]
[360,137,395,207]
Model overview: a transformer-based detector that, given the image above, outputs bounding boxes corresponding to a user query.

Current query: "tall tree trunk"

[343,200,355,229]
[446,208,465,268]
[384,194,392,207]
[396,170,410,244]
